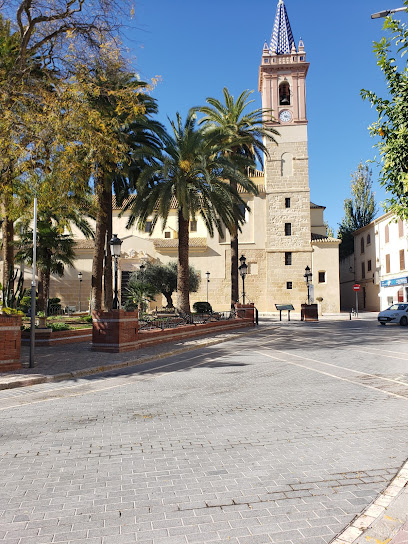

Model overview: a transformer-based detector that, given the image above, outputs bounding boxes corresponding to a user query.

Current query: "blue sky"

[127,0,403,232]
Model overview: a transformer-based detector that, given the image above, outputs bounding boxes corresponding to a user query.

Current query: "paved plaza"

[0,318,407,544]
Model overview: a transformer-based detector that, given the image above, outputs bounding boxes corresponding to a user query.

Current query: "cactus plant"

[2,268,27,310]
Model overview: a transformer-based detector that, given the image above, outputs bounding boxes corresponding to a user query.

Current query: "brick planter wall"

[235,303,255,320]
[92,310,139,353]
[0,315,22,372]
[22,327,92,346]
[92,309,254,353]
[301,304,319,322]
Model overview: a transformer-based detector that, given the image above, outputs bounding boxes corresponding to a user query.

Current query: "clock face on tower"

[279,110,292,123]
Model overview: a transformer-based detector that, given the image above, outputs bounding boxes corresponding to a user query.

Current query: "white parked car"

[378,303,408,326]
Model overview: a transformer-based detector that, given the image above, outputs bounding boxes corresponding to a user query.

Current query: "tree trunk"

[229,178,239,308]
[43,270,50,317]
[177,209,190,314]
[163,291,174,308]
[91,178,109,311]
[37,270,45,313]
[230,232,239,307]
[1,199,14,303]
[103,188,113,311]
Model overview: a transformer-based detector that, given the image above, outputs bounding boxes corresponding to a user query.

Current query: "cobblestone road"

[0,319,407,544]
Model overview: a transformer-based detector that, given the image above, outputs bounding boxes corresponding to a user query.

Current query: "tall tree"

[338,162,377,258]
[77,64,163,311]
[0,1,138,307]
[125,110,251,313]
[195,88,279,306]
[361,4,408,220]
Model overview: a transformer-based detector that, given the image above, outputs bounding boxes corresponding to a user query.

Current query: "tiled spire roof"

[270,0,295,55]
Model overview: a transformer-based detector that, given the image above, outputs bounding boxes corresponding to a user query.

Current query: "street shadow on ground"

[12,318,406,387]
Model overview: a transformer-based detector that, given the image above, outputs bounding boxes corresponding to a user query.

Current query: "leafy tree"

[125,110,251,313]
[195,88,279,306]
[0,2,143,308]
[361,5,408,220]
[134,262,200,308]
[324,222,334,238]
[337,162,377,258]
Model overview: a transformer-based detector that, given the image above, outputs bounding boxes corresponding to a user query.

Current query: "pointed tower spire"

[270,0,295,55]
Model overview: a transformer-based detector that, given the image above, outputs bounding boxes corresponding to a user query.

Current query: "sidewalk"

[0,323,267,391]
[0,312,377,390]
[331,460,408,544]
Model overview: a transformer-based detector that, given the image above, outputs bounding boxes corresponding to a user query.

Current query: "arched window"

[281,153,293,177]
[279,81,291,105]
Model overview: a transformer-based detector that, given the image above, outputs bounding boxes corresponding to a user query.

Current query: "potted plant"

[37,311,47,328]
[316,297,323,316]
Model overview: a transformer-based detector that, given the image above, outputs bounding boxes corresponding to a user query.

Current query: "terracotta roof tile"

[311,233,340,243]
[153,238,207,249]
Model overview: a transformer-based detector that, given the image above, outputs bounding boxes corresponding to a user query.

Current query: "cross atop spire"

[270,0,295,55]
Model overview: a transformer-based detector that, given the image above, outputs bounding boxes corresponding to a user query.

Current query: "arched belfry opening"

[279,80,290,105]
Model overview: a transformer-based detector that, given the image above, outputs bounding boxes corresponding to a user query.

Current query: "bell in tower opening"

[279,80,290,105]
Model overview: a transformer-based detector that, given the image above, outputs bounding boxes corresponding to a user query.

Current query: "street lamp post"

[139,263,146,312]
[303,265,313,305]
[205,271,210,303]
[109,234,123,310]
[371,6,406,18]
[238,255,248,304]
[78,272,83,312]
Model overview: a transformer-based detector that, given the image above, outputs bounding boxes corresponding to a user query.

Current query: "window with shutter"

[385,224,389,243]
[386,254,390,273]
[400,249,406,271]
[399,219,404,238]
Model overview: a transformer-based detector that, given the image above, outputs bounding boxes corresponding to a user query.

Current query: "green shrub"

[49,322,71,332]
[83,314,93,323]
[193,301,212,314]
[18,295,33,314]
[48,297,62,313]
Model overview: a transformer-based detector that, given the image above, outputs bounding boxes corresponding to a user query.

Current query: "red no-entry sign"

[353,284,361,292]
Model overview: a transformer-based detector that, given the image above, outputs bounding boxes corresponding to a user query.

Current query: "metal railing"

[138,309,237,331]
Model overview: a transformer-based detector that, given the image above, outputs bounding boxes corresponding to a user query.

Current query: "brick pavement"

[0,318,407,544]
[0,325,266,391]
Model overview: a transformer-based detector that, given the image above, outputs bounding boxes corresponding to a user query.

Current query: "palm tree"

[83,64,165,311]
[125,110,252,313]
[195,88,280,306]
[16,217,76,314]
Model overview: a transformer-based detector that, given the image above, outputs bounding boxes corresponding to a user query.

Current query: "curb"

[330,459,408,543]
[0,325,276,392]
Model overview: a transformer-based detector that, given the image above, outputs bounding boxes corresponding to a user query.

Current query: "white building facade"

[340,212,408,311]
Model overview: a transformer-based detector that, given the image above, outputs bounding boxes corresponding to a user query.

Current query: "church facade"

[1,0,341,314]
[59,0,341,314]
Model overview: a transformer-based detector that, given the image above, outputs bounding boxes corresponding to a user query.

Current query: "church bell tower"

[259,0,313,307]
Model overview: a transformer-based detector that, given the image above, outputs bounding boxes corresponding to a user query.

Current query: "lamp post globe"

[109,234,123,309]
